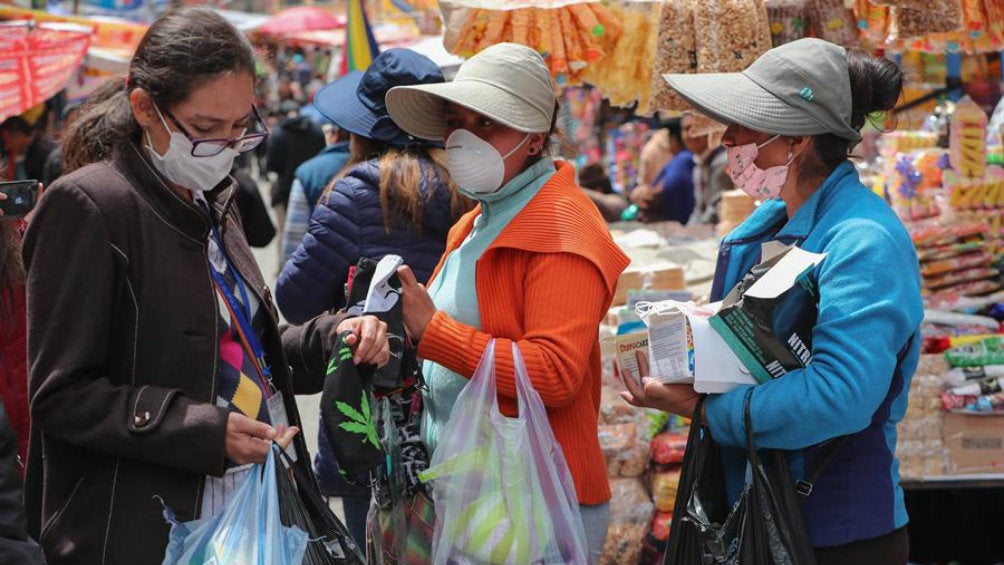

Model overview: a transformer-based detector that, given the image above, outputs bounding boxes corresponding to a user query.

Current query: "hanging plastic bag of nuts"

[807,0,859,47]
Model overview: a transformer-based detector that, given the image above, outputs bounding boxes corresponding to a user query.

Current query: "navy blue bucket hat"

[314,48,444,148]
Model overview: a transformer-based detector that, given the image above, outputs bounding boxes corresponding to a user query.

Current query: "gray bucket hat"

[664,38,863,143]
[385,43,556,141]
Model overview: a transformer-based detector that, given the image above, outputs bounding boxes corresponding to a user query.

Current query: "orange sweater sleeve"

[417,252,609,408]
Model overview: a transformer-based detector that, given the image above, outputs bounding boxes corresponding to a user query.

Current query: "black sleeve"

[234,170,276,248]
[280,312,351,395]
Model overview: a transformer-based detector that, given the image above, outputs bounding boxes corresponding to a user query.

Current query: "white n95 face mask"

[145,105,238,192]
[445,129,530,196]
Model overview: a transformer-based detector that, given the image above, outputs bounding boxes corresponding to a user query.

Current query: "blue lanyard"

[207,225,273,381]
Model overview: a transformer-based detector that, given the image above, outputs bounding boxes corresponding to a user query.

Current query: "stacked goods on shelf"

[877,130,943,221]
[939,336,1004,474]
[441,0,623,86]
[945,97,1004,257]
[911,222,1001,302]
[596,387,661,564]
[716,189,756,237]
[638,430,687,565]
[897,354,951,479]
[941,337,1004,414]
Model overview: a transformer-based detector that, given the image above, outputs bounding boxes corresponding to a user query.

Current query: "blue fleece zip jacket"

[705,161,923,548]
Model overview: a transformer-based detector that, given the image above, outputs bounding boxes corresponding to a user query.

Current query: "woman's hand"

[620,350,703,418]
[225,412,299,465]
[336,315,390,366]
[397,265,437,342]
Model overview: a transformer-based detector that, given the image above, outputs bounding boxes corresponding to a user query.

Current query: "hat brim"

[663,72,828,138]
[313,71,378,139]
[386,81,549,141]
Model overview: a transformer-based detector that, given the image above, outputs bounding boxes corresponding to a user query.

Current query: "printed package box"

[709,243,826,383]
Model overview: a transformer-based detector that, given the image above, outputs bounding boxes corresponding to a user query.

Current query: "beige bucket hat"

[386,42,557,141]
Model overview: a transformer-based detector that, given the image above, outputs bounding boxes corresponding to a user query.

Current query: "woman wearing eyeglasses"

[21,9,389,564]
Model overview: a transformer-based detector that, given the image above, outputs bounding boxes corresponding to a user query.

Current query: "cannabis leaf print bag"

[321,331,384,482]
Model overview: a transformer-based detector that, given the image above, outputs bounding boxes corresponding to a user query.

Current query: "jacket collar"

[111,142,239,240]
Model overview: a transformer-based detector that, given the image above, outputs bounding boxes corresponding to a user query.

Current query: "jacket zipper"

[194,235,219,517]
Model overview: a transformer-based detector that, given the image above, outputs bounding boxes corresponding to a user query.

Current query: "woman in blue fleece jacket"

[624,39,923,564]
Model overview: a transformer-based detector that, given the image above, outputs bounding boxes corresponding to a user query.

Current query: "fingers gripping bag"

[419,341,589,565]
[160,445,309,565]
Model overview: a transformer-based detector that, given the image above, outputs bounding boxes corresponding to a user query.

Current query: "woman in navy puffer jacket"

[273,48,471,549]
[275,50,470,325]
[276,150,467,324]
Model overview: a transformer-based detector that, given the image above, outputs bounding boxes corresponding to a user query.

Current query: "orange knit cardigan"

[417,161,630,505]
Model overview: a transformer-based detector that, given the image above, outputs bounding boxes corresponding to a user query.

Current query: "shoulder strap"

[795,333,916,499]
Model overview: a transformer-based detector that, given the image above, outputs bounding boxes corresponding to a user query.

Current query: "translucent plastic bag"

[161,445,309,565]
[419,341,589,565]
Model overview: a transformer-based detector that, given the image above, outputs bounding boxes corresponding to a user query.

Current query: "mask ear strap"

[151,104,173,136]
[756,134,781,150]
[501,133,531,160]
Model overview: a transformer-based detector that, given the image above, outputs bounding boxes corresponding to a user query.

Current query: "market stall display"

[441,0,622,86]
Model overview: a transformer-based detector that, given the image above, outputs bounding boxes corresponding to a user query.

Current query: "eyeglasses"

[161,105,269,157]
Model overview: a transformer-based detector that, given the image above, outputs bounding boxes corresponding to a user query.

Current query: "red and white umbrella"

[257,6,347,35]
[0,21,91,122]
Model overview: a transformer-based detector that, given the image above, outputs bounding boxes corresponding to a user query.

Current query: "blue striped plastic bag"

[419,341,589,565]
[161,444,309,565]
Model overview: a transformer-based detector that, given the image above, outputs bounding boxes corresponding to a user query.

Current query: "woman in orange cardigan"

[386,43,629,561]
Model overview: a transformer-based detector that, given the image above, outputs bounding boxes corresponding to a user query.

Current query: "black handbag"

[274,445,367,565]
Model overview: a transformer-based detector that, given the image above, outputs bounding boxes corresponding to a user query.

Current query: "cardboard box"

[943,412,1004,475]
[612,262,686,306]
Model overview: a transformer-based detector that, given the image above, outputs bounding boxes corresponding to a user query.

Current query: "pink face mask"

[727,135,793,200]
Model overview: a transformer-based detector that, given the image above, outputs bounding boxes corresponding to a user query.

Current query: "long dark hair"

[800,50,903,179]
[324,135,472,233]
[62,7,256,173]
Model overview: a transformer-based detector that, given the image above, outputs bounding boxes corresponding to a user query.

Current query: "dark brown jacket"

[22,143,342,564]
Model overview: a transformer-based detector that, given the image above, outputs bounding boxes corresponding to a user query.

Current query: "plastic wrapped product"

[808,0,859,46]
[652,469,682,512]
[766,0,810,46]
[650,431,688,466]
[889,0,964,41]
[649,0,698,112]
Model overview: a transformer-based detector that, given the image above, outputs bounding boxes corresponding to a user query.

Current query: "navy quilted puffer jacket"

[276,157,460,325]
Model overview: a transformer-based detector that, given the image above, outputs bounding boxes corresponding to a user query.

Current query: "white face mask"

[445,129,530,196]
[144,105,238,192]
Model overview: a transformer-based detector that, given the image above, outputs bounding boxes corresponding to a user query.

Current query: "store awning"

[0,21,91,122]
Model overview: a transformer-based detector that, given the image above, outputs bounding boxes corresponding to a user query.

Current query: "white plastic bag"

[161,445,308,565]
[420,341,589,565]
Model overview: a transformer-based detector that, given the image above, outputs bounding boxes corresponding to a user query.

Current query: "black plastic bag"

[274,445,367,565]
[664,390,816,565]
[664,396,728,563]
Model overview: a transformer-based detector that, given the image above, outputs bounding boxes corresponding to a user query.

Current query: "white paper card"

[688,305,758,394]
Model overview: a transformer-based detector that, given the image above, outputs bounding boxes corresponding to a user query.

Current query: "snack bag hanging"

[419,341,589,565]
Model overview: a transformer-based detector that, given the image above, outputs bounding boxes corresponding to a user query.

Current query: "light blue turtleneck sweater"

[421,156,556,453]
